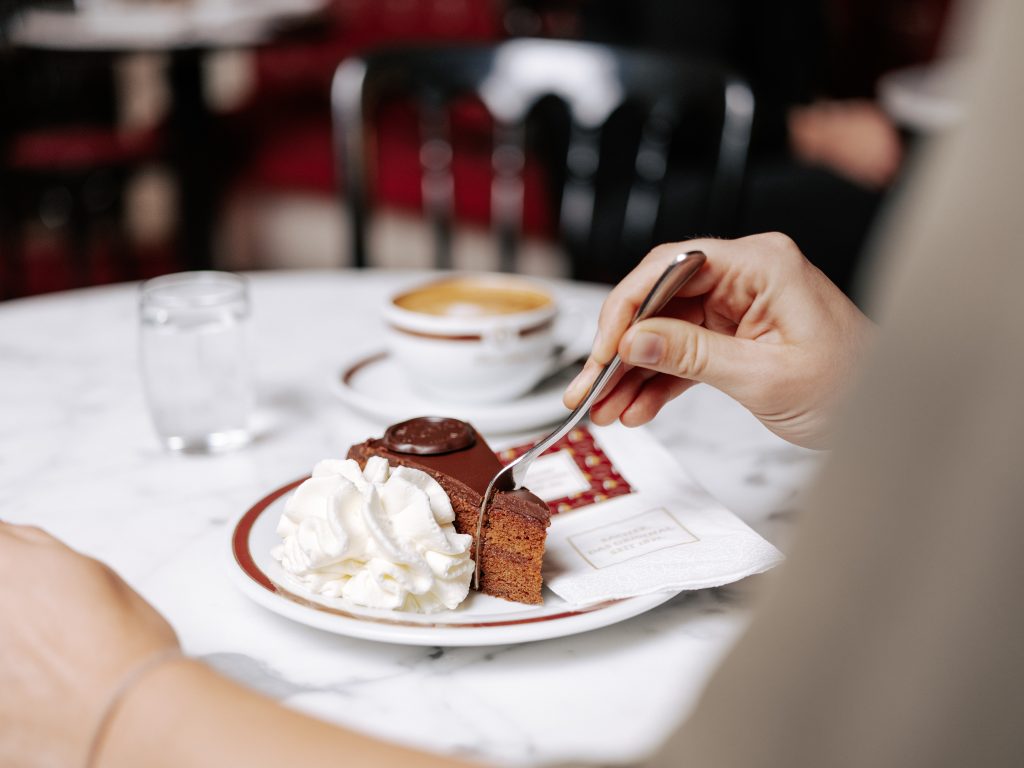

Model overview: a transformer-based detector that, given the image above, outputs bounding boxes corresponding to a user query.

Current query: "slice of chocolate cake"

[347,417,549,605]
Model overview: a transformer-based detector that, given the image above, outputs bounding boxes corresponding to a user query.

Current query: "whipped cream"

[272,457,474,613]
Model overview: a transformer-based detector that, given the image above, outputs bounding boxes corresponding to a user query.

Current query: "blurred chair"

[332,38,754,281]
[218,0,503,271]
[0,48,162,299]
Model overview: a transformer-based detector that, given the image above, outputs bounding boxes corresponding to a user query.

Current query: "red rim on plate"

[232,479,620,630]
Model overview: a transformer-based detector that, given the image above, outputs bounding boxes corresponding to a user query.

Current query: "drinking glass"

[139,271,254,453]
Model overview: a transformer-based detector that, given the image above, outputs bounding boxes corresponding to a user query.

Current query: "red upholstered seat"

[231,96,555,237]
[371,99,555,236]
[226,0,555,239]
[5,125,162,171]
[1,124,166,298]
[234,115,336,194]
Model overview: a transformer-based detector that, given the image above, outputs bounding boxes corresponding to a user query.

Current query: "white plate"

[330,349,582,435]
[229,479,679,646]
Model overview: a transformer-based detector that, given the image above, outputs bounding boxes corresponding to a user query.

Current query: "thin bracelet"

[84,648,188,768]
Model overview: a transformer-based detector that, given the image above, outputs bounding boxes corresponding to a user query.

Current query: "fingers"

[565,232,809,422]
[589,367,658,425]
[563,283,707,411]
[590,372,697,427]
[563,357,630,409]
[621,376,698,426]
[564,358,600,408]
[620,316,757,395]
[590,239,724,366]
[570,236,745,407]
[595,233,807,358]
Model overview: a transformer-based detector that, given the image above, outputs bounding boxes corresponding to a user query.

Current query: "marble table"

[0,270,819,766]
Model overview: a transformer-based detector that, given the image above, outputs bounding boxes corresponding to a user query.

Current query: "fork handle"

[508,250,706,489]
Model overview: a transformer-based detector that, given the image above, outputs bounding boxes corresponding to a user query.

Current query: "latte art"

[393,277,552,317]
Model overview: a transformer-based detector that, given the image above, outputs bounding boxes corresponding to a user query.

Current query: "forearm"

[97,658,481,768]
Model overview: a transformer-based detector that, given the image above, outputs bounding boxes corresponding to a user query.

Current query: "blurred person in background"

[580,0,952,300]
[1,0,1022,766]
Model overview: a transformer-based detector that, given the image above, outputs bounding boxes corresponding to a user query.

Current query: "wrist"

[92,654,205,768]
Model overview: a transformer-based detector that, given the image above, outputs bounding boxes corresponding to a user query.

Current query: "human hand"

[789,99,903,189]
[0,522,179,768]
[564,234,874,449]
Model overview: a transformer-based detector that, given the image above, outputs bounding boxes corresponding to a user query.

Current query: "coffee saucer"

[332,349,581,434]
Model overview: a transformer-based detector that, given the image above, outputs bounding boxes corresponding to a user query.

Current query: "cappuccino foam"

[393,278,551,318]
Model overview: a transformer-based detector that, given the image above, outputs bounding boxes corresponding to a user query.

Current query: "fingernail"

[627,332,664,365]
[565,368,588,401]
[592,328,605,354]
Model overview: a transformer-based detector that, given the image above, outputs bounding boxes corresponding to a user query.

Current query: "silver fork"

[472,250,707,588]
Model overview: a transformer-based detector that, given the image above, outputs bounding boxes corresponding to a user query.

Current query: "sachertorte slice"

[347,417,549,604]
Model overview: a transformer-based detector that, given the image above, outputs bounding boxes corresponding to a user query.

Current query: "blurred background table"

[5,0,330,274]
[0,269,818,765]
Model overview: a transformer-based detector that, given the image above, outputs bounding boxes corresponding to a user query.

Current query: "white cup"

[383,274,570,404]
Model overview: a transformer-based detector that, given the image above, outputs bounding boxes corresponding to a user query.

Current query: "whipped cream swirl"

[272,457,474,613]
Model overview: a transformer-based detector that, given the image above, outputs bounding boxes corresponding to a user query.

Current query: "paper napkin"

[499,423,784,607]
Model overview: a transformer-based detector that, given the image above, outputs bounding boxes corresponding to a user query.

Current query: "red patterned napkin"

[496,426,633,514]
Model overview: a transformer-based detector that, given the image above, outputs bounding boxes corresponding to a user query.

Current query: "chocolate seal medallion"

[383,416,475,455]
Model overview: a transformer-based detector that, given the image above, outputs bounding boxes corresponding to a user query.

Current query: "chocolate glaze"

[383,416,475,455]
[351,420,549,522]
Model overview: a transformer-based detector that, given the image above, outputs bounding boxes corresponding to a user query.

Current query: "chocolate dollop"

[383,416,476,455]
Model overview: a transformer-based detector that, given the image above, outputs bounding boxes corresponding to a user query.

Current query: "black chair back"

[332,39,753,281]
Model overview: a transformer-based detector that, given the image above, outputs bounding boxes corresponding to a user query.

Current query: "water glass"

[139,271,254,453]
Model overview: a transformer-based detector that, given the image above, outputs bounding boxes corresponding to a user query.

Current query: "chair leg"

[108,170,135,282]
[0,208,22,300]
[68,184,91,289]
[0,172,23,299]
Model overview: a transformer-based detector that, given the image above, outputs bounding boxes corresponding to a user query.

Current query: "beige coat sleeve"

[624,0,1024,765]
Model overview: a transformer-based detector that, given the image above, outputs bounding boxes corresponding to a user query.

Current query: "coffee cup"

[383,274,570,403]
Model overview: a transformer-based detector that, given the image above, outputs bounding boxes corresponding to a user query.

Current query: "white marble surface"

[0,270,820,766]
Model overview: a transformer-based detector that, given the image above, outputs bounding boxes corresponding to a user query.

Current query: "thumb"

[620,317,755,395]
